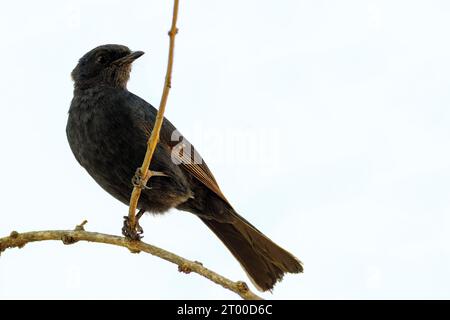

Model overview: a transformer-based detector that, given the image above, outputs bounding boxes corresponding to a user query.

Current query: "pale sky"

[1,0,449,299]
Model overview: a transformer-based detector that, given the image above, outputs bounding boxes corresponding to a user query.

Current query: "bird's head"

[71,44,144,89]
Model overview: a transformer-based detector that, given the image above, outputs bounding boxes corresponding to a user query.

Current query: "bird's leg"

[125,169,167,240]
[122,209,146,240]
[131,168,167,189]
[135,209,145,234]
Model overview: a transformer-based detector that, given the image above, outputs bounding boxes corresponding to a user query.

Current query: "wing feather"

[138,119,230,205]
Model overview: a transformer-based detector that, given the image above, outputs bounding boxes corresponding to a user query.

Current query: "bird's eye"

[96,55,106,64]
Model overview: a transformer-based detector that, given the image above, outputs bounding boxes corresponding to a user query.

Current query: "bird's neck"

[74,66,131,91]
[74,79,128,92]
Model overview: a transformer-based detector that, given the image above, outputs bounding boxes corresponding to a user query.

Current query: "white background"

[0,0,449,299]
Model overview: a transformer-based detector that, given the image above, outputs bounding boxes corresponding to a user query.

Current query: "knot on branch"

[61,220,89,244]
[61,234,78,245]
[168,28,179,37]
[0,231,26,251]
[236,281,250,294]
[178,263,192,274]
[10,231,19,239]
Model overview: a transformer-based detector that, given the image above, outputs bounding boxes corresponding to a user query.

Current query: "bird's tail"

[200,214,303,291]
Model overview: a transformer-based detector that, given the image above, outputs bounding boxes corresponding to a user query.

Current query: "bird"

[66,44,303,291]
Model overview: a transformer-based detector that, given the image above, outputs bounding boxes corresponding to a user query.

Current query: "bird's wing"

[173,141,230,205]
[139,119,231,206]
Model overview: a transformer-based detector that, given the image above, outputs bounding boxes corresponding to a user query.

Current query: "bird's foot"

[122,209,146,240]
[122,215,144,240]
[131,168,167,189]
[131,168,150,189]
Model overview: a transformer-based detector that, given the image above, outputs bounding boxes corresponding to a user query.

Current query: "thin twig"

[0,228,263,300]
[127,0,180,232]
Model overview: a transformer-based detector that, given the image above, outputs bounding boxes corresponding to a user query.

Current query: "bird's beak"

[112,51,145,66]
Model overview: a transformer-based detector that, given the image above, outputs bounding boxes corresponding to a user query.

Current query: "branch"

[127,0,180,233]
[0,224,263,300]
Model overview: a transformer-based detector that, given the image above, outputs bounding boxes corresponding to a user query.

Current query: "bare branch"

[127,0,180,233]
[0,226,263,300]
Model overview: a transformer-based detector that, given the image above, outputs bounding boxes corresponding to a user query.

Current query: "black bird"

[66,44,303,291]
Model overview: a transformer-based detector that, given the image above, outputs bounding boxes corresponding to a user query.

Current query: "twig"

[127,0,180,233]
[0,227,263,300]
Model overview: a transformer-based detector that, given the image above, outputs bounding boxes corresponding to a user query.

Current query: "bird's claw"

[131,168,167,189]
[122,216,144,240]
[132,168,151,189]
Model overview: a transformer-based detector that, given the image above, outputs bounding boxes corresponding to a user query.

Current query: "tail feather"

[200,214,303,291]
